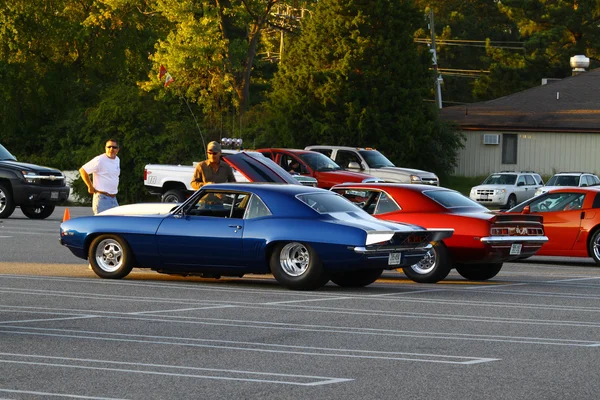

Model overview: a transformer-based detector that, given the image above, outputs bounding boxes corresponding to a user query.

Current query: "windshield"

[0,144,17,161]
[358,150,394,168]
[546,175,579,186]
[424,190,488,210]
[482,174,517,185]
[299,152,341,172]
[296,192,363,214]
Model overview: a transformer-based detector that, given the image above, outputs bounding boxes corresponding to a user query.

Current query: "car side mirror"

[347,161,362,170]
[517,181,525,186]
[523,205,530,214]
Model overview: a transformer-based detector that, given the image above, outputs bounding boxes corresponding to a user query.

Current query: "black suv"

[0,144,70,219]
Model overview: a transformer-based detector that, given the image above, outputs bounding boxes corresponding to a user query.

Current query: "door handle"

[228,225,242,230]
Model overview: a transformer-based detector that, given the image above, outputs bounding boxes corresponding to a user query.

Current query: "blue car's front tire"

[88,234,134,279]
[269,242,329,290]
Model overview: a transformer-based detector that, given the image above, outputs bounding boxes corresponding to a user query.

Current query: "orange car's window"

[530,192,585,213]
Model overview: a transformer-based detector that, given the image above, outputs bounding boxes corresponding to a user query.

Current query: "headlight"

[21,171,41,184]
[410,175,422,183]
[470,189,476,196]
[535,189,544,196]
[495,189,506,195]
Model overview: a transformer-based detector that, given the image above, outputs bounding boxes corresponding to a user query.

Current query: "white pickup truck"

[305,145,439,186]
[144,150,317,202]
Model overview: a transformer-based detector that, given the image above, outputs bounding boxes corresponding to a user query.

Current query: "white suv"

[470,171,544,209]
[535,172,600,196]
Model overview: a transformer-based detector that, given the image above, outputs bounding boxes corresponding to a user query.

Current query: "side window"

[337,151,361,169]
[593,193,600,209]
[261,151,273,160]
[187,191,248,218]
[334,189,378,214]
[530,192,584,213]
[244,194,272,219]
[584,176,595,187]
[525,175,535,185]
[594,176,600,185]
[374,192,401,215]
[517,175,526,186]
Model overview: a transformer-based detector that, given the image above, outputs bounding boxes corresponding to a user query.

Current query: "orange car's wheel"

[455,263,503,281]
[588,229,600,265]
[402,241,451,283]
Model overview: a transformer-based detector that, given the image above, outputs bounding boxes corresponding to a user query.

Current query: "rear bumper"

[454,236,548,264]
[349,244,433,268]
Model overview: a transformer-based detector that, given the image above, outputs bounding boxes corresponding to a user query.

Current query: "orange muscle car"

[332,183,548,283]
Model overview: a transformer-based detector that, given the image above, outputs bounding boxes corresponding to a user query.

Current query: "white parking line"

[0,328,498,364]
[0,388,126,399]
[0,352,352,386]
[129,305,237,315]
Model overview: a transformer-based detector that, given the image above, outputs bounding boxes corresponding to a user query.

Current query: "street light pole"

[429,8,443,109]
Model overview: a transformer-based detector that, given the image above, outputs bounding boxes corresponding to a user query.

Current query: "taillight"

[144,169,148,180]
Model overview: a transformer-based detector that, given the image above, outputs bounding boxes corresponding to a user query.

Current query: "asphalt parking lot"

[1,207,600,399]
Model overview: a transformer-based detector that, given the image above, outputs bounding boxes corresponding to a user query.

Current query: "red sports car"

[504,186,600,264]
[331,183,548,283]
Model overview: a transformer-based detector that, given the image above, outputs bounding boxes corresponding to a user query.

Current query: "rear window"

[424,189,488,209]
[546,175,579,186]
[296,193,362,214]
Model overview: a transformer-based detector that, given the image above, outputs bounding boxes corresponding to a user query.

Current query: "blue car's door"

[156,214,244,268]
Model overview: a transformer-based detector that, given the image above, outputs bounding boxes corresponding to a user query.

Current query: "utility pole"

[429,8,443,109]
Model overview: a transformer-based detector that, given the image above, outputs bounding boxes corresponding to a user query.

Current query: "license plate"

[510,243,522,255]
[51,191,59,199]
[480,195,489,200]
[388,252,402,265]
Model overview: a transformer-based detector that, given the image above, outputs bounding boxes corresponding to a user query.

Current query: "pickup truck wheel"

[455,263,503,281]
[88,234,134,279]
[162,189,186,203]
[21,204,55,219]
[269,242,329,290]
[331,269,383,288]
[402,241,451,283]
[0,183,16,219]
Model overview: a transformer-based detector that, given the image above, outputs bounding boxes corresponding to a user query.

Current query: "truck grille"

[37,172,66,187]
[421,178,439,186]
[476,189,495,196]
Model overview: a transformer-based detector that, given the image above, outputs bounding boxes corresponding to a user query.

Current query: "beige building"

[440,68,600,178]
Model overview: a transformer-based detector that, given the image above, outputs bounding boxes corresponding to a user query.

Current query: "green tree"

[254,0,463,176]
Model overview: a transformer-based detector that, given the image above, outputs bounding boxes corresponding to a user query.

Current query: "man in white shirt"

[79,139,121,215]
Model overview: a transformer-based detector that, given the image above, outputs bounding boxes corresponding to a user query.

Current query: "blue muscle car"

[59,154,453,290]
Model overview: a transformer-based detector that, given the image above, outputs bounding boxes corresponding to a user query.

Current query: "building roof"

[439,68,600,133]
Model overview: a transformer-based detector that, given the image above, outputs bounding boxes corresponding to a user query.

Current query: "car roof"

[552,172,595,176]
[544,186,600,194]
[306,145,376,151]
[257,148,313,155]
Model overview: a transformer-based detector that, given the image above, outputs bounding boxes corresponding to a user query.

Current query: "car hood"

[222,152,299,184]
[472,184,514,191]
[318,170,382,182]
[377,167,437,178]
[98,203,176,216]
[0,160,63,175]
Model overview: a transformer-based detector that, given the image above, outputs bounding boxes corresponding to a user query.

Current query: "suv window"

[312,148,333,158]
[525,175,536,185]
[482,174,517,185]
[337,150,362,169]
[517,175,526,186]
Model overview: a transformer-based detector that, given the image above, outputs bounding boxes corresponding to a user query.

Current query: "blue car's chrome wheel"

[270,242,329,290]
[402,241,451,283]
[88,234,134,279]
[95,238,124,273]
[279,242,310,277]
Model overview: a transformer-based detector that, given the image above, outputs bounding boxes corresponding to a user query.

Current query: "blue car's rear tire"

[269,242,329,290]
[88,234,134,279]
[331,269,383,288]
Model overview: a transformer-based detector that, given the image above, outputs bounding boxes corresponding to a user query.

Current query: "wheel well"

[162,182,187,194]
[264,241,281,268]
[84,233,138,266]
[0,178,13,193]
[586,225,600,257]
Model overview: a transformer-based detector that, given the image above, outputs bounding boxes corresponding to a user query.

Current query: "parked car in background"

[256,148,382,189]
[505,186,600,264]
[0,143,70,219]
[305,145,439,186]
[144,150,317,203]
[535,172,600,196]
[332,183,547,283]
[470,171,544,209]
[61,153,453,290]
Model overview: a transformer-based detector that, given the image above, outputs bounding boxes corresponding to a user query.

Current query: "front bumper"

[12,181,70,205]
[470,194,507,206]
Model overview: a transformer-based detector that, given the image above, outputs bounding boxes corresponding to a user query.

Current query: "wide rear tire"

[269,242,329,290]
[402,242,451,283]
[0,183,16,219]
[455,263,503,281]
[88,234,134,279]
[331,269,383,288]
[21,204,55,219]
